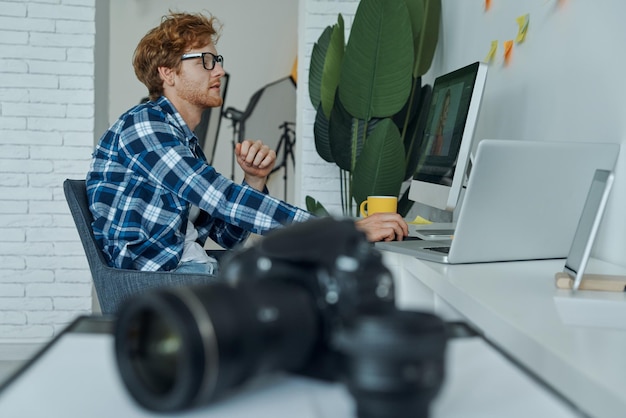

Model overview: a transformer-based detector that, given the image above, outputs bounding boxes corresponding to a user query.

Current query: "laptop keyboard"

[416,229,455,236]
[427,246,451,254]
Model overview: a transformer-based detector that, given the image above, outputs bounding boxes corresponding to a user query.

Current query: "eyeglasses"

[181,52,224,71]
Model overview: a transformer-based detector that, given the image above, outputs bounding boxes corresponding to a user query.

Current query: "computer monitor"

[408,61,488,212]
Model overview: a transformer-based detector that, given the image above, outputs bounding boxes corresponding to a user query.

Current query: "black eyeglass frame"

[181,52,224,71]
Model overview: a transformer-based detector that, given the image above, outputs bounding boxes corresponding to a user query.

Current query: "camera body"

[114,218,448,417]
[218,217,397,380]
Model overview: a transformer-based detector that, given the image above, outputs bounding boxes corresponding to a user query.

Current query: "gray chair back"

[63,179,214,315]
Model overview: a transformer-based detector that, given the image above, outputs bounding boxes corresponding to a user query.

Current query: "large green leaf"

[329,94,382,172]
[338,0,414,120]
[392,76,422,134]
[352,119,406,205]
[309,25,332,110]
[321,15,345,118]
[313,103,334,163]
[404,0,425,52]
[305,195,330,217]
[415,0,441,77]
[328,95,354,171]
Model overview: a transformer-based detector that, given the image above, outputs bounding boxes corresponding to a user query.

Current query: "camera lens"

[128,307,182,395]
[115,280,319,412]
[115,288,211,411]
[333,310,448,418]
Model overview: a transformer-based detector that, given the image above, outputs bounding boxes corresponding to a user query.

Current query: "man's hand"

[355,212,409,242]
[235,140,276,191]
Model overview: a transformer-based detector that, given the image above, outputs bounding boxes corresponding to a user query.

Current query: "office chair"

[63,179,220,315]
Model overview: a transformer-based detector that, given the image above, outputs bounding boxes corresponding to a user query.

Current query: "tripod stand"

[222,76,295,192]
[269,121,296,200]
[223,107,244,181]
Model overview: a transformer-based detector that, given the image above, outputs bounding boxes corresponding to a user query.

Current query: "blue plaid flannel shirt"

[86,96,313,271]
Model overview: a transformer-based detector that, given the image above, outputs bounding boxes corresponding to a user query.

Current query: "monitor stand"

[408,159,472,240]
[406,202,455,239]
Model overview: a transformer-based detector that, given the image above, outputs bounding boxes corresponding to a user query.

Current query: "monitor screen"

[408,61,488,212]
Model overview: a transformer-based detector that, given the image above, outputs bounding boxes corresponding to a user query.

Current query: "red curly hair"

[133,11,222,101]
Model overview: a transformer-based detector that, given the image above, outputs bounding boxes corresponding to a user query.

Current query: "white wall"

[0,0,298,347]
[0,0,95,345]
[296,0,360,214]
[432,0,626,268]
[298,0,626,268]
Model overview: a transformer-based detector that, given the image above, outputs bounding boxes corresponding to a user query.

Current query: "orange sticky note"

[485,0,492,11]
[546,0,567,8]
[503,40,513,66]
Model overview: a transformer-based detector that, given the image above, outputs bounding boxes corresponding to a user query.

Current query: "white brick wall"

[0,0,95,344]
[296,0,360,216]
[0,0,346,345]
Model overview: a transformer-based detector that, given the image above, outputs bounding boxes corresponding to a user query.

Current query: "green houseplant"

[306,0,441,217]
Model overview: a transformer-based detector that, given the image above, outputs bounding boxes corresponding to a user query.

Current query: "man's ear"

[158,66,175,86]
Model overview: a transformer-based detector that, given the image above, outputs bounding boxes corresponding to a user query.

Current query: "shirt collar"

[155,96,198,148]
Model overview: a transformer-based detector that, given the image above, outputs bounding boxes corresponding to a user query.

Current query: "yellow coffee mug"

[359,196,398,217]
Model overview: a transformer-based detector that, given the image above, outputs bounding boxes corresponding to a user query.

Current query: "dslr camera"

[114,217,448,417]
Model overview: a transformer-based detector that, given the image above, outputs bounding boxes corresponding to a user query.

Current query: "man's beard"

[179,77,222,109]
[204,95,223,108]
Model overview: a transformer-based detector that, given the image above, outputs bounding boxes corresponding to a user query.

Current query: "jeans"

[99,259,222,315]
[174,260,219,275]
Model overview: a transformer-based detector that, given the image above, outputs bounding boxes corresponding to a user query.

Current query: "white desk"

[6,251,620,417]
[0,331,575,418]
[381,251,626,418]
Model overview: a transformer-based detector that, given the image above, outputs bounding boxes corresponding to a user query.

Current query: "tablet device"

[555,169,615,291]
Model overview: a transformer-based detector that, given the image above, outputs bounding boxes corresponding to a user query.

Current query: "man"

[87,12,408,277]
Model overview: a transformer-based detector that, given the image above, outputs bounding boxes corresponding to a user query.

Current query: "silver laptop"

[377,139,619,264]
[556,169,614,291]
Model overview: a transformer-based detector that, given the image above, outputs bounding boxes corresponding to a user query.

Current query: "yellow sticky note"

[485,40,498,63]
[503,40,513,66]
[516,14,529,43]
[409,216,433,225]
